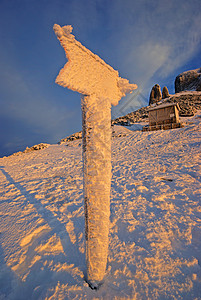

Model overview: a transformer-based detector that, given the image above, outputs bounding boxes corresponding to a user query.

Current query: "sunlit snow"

[0,112,201,299]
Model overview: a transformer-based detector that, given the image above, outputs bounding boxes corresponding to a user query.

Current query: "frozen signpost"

[53,24,137,288]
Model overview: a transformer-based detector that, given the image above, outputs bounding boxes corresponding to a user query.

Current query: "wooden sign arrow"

[54,24,137,289]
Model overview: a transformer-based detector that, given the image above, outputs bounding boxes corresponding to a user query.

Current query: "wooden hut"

[143,102,182,131]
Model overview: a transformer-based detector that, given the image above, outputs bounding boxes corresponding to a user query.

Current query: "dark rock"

[167,92,200,117]
[149,84,162,105]
[59,131,82,144]
[175,68,201,93]
[149,89,155,104]
[162,86,170,99]
[112,107,149,126]
[9,143,49,157]
[23,143,49,153]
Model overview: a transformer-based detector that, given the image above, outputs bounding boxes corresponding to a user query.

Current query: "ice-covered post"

[53,24,137,288]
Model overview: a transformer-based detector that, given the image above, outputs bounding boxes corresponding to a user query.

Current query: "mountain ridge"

[4,68,201,157]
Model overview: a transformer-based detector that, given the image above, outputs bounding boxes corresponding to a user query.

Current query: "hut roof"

[148,102,180,112]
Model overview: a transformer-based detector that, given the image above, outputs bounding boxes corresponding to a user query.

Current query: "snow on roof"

[148,102,180,112]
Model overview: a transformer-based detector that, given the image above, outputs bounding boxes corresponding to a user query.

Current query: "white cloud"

[109,0,201,117]
[108,0,201,86]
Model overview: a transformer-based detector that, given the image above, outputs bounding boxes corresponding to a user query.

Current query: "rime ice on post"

[53,24,137,288]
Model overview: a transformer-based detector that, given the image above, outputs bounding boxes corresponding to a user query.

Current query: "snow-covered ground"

[0,113,201,299]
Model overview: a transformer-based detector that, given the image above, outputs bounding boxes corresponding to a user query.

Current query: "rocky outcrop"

[112,106,149,125]
[163,92,201,116]
[162,86,170,99]
[24,143,49,152]
[11,143,49,157]
[112,91,201,125]
[175,68,201,93]
[59,131,82,144]
[149,84,162,105]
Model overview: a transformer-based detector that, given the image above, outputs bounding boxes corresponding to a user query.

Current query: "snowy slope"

[0,113,201,299]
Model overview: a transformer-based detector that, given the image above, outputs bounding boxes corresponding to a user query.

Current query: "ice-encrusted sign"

[53,24,137,288]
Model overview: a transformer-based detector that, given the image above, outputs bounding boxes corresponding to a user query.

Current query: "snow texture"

[82,95,111,285]
[53,24,137,106]
[53,24,137,285]
[0,113,201,299]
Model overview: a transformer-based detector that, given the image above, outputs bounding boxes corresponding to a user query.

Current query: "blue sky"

[0,0,201,157]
